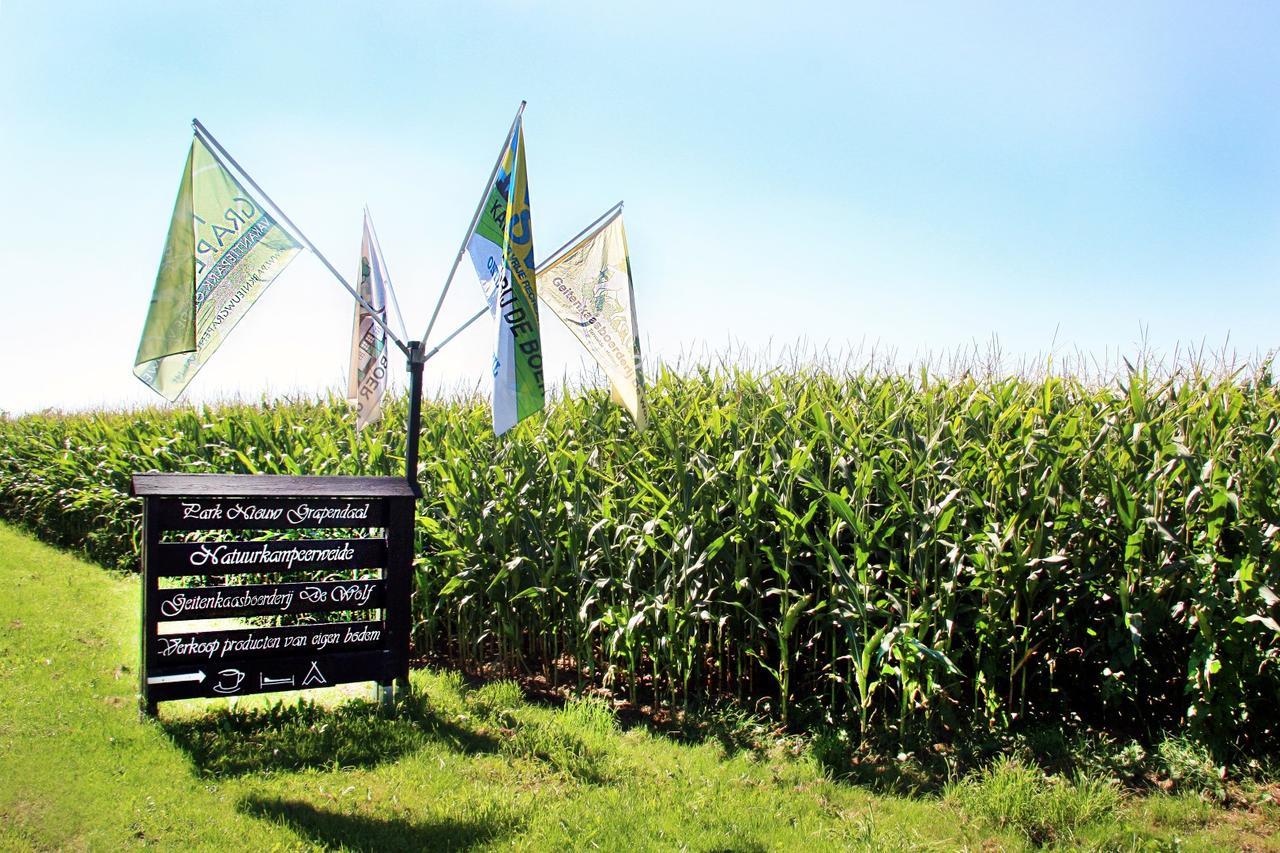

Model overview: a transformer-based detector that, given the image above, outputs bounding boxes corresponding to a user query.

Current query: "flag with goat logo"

[537,206,646,428]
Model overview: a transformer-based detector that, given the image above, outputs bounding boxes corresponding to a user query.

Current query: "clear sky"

[1,1,1277,413]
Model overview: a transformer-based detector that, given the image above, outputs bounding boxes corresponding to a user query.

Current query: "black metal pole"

[405,341,425,498]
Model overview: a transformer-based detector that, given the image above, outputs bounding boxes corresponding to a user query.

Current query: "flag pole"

[190,118,411,359]
[534,201,625,274]
[364,206,409,343]
[403,340,425,497]
[394,303,487,497]
[420,101,526,347]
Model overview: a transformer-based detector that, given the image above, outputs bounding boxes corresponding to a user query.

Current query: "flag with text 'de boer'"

[464,117,544,435]
[538,209,647,429]
[133,135,302,401]
[347,212,390,430]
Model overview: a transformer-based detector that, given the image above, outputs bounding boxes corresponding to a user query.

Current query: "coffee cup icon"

[213,668,246,694]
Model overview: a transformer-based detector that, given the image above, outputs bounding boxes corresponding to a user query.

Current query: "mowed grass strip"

[0,523,302,848]
[0,521,1275,851]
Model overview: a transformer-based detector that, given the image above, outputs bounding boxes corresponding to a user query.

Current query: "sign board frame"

[131,474,415,715]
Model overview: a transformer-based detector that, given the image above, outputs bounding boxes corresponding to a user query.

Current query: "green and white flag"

[347,211,390,430]
[537,206,647,429]
[464,116,544,435]
[133,135,302,401]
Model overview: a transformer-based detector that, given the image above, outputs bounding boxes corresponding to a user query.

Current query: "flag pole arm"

[420,101,526,347]
[422,306,487,363]
[535,200,625,274]
[190,118,411,359]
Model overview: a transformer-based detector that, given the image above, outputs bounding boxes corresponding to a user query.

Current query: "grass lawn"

[0,520,1277,851]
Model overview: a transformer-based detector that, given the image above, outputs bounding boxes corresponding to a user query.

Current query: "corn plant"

[2,357,1278,756]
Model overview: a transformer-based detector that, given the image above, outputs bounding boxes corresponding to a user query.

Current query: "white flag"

[347,211,390,430]
[537,207,647,428]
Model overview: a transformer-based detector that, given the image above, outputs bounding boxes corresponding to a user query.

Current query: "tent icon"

[302,661,327,687]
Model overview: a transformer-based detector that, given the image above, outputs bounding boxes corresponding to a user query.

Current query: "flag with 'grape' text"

[133,135,302,401]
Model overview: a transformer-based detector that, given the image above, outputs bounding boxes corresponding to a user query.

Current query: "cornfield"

[2,359,1279,755]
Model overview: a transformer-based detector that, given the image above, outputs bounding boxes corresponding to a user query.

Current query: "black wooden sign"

[131,474,415,714]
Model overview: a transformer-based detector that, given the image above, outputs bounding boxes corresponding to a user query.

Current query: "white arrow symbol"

[147,671,206,685]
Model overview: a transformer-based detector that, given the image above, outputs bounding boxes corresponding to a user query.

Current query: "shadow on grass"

[239,795,519,852]
[634,702,961,796]
[163,690,499,778]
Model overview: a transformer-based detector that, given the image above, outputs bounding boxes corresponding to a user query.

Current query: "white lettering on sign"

[160,587,295,618]
[176,501,372,525]
[187,542,357,570]
[181,502,223,520]
[292,583,376,608]
[159,636,220,659]
[313,631,342,651]
[298,586,327,604]
[225,503,284,522]
[330,583,375,607]
[286,503,372,525]
[156,626,382,660]
[344,625,381,643]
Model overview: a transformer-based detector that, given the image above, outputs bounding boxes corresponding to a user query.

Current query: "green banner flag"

[134,135,302,401]
[464,117,544,434]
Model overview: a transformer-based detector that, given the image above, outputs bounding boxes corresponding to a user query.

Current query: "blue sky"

[1,2,1277,412]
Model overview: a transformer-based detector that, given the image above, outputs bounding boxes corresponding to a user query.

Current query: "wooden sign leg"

[140,498,158,719]
[384,496,415,711]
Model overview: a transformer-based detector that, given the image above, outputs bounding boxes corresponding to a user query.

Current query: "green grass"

[944,757,1123,846]
[2,522,1278,850]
